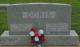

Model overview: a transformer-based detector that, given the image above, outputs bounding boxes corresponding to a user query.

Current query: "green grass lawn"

[0,0,80,39]
[0,10,7,34]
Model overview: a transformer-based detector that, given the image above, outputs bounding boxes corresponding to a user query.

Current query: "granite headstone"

[7,3,71,35]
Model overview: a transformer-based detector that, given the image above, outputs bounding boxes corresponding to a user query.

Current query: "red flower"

[34,32,39,37]
[31,26,36,32]
[41,37,46,43]
[31,40,35,44]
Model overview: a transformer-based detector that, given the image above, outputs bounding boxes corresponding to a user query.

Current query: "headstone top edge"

[8,3,71,6]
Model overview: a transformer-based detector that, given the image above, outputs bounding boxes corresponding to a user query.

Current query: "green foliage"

[0,10,8,34]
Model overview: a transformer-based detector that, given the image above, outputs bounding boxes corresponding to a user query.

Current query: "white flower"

[34,37,39,41]
[29,31,34,36]
[39,29,44,35]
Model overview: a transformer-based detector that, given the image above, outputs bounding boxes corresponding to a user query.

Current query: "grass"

[0,9,7,34]
[0,0,80,39]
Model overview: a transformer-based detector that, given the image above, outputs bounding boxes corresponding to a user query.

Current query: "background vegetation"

[0,0,80,39]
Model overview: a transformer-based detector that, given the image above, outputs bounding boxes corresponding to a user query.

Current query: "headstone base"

[0,30,79,46]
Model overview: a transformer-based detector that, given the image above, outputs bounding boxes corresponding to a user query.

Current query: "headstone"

[7,3,71,35]
[0,3,79,46]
